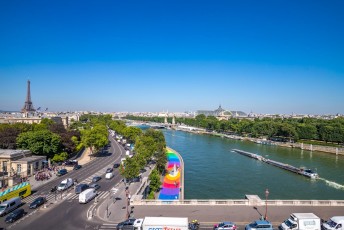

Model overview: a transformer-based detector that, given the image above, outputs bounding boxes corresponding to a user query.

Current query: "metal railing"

[131,199,344,206]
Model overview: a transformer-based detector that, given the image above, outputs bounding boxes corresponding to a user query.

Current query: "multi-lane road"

[2,134,125,230]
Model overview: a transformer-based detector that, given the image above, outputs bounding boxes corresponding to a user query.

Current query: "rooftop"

[0,149,31,157]
[12,155,46,163]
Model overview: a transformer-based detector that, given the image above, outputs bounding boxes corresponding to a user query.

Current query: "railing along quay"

[131,199,344,206]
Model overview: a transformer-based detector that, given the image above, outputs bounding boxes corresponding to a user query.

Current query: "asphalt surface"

[2,134,125,230]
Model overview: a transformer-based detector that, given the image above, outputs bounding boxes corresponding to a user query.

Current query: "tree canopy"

[126,115,344,145]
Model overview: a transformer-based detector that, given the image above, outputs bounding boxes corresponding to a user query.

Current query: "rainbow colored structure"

[158,151,181,200]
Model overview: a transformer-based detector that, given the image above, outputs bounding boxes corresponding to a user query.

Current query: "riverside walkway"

[158,148,184,200]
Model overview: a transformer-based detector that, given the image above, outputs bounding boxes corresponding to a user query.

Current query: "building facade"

[0,149,46,187]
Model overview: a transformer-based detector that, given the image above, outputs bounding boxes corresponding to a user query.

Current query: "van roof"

[330,217,344,223]
[291,213,320,219]
[0,197,20,205]
[80,188,95,194]
[143,217,188,226]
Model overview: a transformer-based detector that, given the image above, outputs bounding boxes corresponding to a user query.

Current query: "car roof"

[13,208,24,213]
[222,222,235,225]
[255,220,271,225]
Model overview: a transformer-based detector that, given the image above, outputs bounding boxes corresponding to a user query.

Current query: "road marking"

[111,187,118,194]
[98,191,110,199]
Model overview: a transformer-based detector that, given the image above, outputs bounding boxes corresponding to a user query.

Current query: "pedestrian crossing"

[23,190,115,204]
[67,191,110,200]
[23,163,117,205]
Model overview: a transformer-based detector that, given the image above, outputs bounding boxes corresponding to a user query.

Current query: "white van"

[79,188,97,204]
[279,213,321,230]
[105,172,114,179]
[57,178,73,191]
[0,197,22,216]
[322,217,344,230]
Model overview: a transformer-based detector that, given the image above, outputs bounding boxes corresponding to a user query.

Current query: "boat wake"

[319,177,344,190]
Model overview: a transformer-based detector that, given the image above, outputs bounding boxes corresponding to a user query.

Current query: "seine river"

[159,128,344,200]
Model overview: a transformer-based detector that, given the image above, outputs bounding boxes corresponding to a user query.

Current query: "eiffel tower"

[21,80,36,113]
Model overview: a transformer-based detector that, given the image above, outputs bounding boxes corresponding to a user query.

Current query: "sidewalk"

[96,163,154,223]
[28,148,93,191]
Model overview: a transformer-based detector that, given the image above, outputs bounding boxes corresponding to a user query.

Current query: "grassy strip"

[297,140,342,147]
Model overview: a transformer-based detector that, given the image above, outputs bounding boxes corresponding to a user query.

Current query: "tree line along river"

[158,128,344,200]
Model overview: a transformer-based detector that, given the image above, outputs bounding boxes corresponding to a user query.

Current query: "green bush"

[147,191,155,199]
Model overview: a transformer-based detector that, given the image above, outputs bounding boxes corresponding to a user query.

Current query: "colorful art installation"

[158,151,181,200]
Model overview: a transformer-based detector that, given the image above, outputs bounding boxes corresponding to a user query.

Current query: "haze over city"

[1,1,343,114]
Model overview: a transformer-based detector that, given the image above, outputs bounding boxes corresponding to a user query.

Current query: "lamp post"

[264,188,269,220]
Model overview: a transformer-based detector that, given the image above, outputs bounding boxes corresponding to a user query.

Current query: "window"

[19,190,27,197]
[3,162,7,172]
[17,164,21,174]
[35,162,39,170]
[9,201,15,207]
[27,164,31,175]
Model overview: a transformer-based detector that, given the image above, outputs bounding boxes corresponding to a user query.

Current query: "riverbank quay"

[173,125,344,156]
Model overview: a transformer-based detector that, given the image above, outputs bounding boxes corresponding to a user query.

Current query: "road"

[3,134,125,230]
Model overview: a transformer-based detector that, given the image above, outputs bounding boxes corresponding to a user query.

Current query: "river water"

[158,128,344,200]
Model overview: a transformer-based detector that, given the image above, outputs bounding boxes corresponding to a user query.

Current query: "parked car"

[29,197,46,209]
[116,218,136,230]
[57,169,68,176]
[113,163,120,168]
[5,209,25,223]
[92,176,101,182]
[245,220,274,230]
[64,160,78,166]
[89,183,100,190]
[75,184,89,194]
[214,221,237,230]
[106,168,113,173]
[73,165,82,170]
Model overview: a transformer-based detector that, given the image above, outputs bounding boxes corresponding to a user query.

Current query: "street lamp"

[264,188,269,220]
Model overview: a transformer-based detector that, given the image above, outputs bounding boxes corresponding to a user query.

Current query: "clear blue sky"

[0,0,343,114]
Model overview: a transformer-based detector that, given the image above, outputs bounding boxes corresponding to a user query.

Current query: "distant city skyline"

[1,1,343,114]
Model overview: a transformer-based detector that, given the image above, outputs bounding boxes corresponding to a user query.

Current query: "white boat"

[301,169,319,179]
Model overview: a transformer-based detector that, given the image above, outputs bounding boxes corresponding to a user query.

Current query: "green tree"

[123,126,142,144]
[120,156,140,180]
[296,124,317,140]
[52,152,69,162]
[81,124,108,154]
[16,130,62,157]
[149,169,162,192]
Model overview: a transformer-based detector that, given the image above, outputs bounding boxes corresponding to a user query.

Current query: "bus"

[0,182,31,203]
